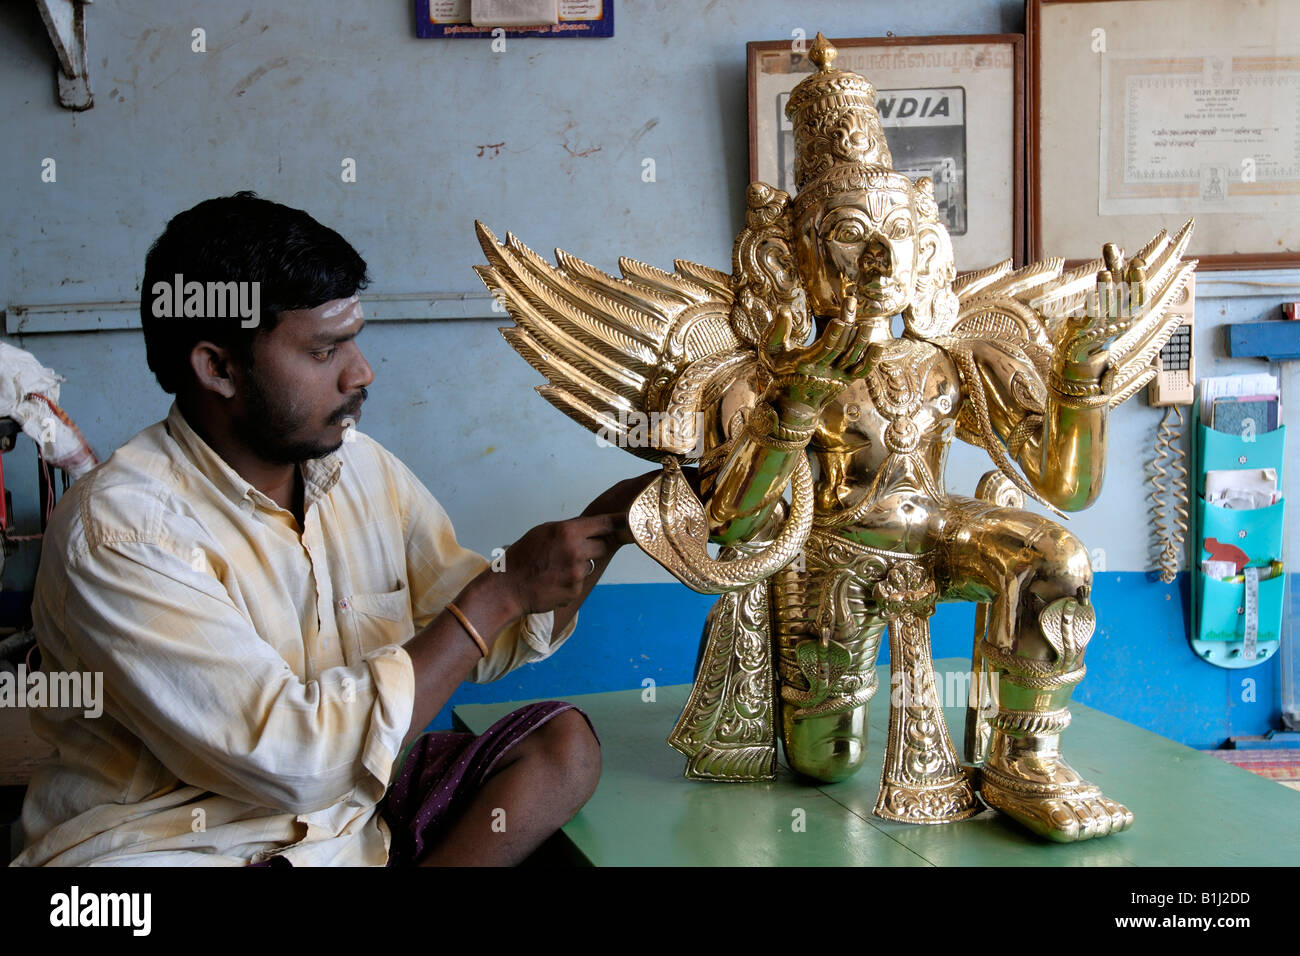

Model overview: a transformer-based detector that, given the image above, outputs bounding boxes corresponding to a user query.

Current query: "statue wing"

[474,222,746,462]
[948,220,1196,407]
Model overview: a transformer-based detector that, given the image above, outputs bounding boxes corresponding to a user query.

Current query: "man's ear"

[189,341,239,399]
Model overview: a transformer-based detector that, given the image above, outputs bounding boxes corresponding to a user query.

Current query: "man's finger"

[568,512,625,540]
[568,530,620,578]
[597,512,635,548]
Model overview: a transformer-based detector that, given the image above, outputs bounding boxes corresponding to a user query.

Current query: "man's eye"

[312,348,337,361]
[829,222,866,243]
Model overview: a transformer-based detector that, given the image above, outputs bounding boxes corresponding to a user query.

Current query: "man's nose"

[343,343,374,391]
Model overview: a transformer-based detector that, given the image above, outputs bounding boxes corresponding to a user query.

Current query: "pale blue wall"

[1,0,1028,583]
[2,1,1296,742]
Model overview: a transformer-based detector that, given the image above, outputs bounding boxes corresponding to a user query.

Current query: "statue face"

[796,183,918,320]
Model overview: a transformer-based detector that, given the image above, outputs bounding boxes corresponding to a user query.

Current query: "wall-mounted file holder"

[1191,418,1287,668]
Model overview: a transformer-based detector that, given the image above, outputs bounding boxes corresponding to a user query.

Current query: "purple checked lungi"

[250,700,596,867]
[381,700,595,867]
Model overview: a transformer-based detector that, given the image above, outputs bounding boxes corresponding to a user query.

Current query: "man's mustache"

[331,387,368,424]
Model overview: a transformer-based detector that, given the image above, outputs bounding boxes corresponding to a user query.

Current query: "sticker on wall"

[415,0,614,38]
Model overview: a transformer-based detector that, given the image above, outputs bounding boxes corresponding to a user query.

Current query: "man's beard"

[238,371,366,466]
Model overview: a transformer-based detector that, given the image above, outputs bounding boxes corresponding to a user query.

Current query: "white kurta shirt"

[12,403,572,866]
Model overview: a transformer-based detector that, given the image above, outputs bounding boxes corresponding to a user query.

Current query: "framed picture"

[415,0,614,38]
[748,34,1024,270]
[1028,0,1300,269]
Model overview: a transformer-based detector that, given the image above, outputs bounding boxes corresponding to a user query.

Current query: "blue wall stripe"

[432,574,1287,750]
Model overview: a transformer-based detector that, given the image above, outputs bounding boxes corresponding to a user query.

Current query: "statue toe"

[1043,803,1082,842]
[1102,796,1134,834]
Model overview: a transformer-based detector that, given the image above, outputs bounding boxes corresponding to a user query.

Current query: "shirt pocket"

[344,580,413,653]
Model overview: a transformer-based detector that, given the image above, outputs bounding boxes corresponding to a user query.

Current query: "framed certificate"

[748,34,1024,270]
[1028,0,1300,269]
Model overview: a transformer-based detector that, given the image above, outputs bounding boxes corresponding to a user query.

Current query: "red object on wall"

[1203,537,1250,572]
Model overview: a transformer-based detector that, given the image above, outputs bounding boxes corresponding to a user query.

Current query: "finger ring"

[587,558,597,577]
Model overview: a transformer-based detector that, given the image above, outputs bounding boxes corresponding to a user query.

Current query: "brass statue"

[476,34,1195,842]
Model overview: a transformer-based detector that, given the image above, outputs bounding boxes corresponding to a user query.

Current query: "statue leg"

[940,498,1134,842]
[773,555,885,783]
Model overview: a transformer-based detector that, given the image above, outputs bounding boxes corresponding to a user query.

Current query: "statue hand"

[1058,242,1148,372]
[763,287,874,421]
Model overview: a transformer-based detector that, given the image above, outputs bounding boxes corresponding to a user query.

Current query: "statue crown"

[785,33,894,193]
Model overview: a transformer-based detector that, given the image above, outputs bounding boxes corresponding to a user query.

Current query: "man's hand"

[494,470,659,616]
[579,470,660,533]
[400,471,658,751]
[497,513,623,616]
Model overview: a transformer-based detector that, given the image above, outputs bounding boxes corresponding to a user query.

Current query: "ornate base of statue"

[478,32,1194,843]
[873,573,980,824]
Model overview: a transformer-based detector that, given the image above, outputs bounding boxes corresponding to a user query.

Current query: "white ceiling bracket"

[36,0,94,111]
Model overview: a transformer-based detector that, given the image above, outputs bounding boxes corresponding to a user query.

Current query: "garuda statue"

[475,33,1194,843]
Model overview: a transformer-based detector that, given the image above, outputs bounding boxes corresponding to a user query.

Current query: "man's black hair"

[140,191,370,394]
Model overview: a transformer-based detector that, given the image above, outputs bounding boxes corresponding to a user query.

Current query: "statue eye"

[888,218,913,240]
[829,221,866,243]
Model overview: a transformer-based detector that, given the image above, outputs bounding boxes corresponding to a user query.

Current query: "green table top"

[453,658,1300,866]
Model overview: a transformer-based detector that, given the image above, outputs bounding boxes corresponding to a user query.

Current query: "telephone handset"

[1147,274,1195,583]
[1149,274,1196,407]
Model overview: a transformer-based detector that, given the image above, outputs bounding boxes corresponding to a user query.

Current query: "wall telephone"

[1147,274,1195,583]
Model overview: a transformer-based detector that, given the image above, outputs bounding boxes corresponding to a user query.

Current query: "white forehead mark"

[322,295,360,319]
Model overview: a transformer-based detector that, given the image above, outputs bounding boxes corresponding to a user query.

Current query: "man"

[13,192,645,866]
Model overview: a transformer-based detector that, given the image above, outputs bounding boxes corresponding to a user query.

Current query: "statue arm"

[699,280,875,543]
[965,341,1109,513]
[699,375,813,546]
[957,235,1196,513]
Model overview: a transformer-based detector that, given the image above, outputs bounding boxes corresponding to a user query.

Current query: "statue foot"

[980,772,1133,843]
[780,702,871,783]
[979,732,1133,842]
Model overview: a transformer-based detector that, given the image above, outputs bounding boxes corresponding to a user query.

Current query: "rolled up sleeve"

[467,608,578,683]
[59,540,415,816]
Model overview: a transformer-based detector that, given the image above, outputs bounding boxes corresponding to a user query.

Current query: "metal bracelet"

[773,417,816,443]
[1048,369,1111,409]
[1050,389,1112,410]
[991,707,1073,736]
[745,421,811,452]
[745,402,815,450]
[771,373,844,397]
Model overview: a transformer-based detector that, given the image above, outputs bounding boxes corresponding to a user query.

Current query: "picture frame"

[747,34,1024,270]
[1028,0,1300,270]
[414,0,614,39]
